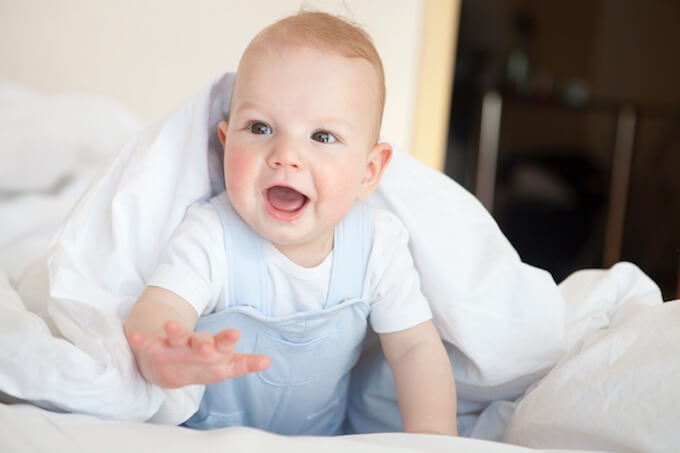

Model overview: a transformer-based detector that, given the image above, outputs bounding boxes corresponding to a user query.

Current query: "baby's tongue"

[267,186,307,212]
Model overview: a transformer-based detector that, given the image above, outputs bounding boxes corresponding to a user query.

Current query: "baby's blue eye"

[311,131,337,144]
[250,122,272,135]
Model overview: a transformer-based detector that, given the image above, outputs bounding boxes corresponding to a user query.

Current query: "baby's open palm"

[127,321,271,388]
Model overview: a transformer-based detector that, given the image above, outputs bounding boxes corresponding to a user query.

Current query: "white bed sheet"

[0,402,595,453]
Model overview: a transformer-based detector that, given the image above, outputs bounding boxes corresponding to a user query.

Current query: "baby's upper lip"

[263,183,310,200]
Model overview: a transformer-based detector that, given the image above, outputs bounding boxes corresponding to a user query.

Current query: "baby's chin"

[264,227,335,265]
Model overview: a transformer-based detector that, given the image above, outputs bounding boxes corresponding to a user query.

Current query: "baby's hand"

[127,321,271,388]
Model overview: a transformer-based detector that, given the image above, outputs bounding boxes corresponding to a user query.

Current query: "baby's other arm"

[379,320,457,435]
[124,286,270,388]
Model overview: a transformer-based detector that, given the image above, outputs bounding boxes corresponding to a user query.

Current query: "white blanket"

[505,267,680,451]
[0,81,142,281]
[0,76,677,452]
[15,72,565,424]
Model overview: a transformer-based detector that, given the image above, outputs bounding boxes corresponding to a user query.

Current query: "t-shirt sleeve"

[146,202,226,316]
[364,208,433,333]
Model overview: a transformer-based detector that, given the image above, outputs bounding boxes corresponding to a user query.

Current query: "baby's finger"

[128,332,170,359]
[214,329,240,353]
[231,354,272,376]
[163,321,190,348]
[190,332,216,357]
[127,331,153,350]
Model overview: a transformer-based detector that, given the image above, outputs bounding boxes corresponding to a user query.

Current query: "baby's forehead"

[237,44,380,94]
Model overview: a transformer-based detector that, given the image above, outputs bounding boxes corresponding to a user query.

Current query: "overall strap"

[209,192,271,315]
[325,202,374,309]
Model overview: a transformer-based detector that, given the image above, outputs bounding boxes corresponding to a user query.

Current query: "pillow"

[0,81,141,193]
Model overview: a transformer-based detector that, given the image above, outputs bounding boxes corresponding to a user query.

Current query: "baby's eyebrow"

[232,101,264,114]
[314,117,353,131]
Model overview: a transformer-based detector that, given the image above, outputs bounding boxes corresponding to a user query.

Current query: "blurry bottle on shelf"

[505,9,535,96]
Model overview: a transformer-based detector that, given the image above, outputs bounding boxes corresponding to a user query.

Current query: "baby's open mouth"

[266,186,309,213]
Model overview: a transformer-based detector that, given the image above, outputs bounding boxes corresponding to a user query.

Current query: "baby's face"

[220,45,384,265]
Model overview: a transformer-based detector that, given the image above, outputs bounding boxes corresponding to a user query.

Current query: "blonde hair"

[239,11,386,138]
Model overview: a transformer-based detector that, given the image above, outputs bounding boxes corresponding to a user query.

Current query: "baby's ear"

[217,121,229,147]
[357,143,392,200]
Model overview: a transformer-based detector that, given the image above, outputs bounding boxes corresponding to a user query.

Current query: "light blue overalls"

[183,192,373,435]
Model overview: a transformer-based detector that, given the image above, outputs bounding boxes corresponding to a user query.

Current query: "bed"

[1,74,680,453]
[2,1,680,449]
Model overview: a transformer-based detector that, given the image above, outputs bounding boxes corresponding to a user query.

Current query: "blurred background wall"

[0,0,459,156]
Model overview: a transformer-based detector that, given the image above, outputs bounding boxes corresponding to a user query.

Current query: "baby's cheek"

[319,173,357,216]
[224,152,252,187]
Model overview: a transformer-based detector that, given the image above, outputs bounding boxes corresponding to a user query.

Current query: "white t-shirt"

[148,202,431,334]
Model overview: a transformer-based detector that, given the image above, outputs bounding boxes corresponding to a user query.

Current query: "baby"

[124,11,457,436]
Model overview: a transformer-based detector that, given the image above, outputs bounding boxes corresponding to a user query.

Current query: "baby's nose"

[267,141,303,169]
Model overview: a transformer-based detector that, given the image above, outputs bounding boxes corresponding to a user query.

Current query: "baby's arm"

[379,320,457,435]
[125,286,270,388]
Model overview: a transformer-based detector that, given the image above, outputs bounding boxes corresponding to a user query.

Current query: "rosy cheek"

[225,150,249,179]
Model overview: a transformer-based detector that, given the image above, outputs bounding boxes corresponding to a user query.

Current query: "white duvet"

[0,77,678,453]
